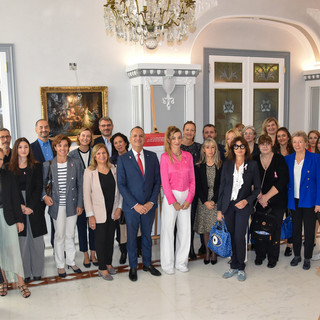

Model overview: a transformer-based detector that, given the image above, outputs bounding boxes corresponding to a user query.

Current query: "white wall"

[0,0,319,141]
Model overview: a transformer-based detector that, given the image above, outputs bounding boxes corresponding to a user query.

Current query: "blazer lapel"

[129,149,144,178]
[143,149,149,180]
[51,158,59,196]
[300,151,310,185]
[66,158,72,194]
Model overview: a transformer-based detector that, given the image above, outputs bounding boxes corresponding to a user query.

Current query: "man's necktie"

[137,153,144,177]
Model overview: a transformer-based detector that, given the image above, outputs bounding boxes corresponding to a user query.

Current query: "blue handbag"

[208,219,232,258]
[280,215,292,240]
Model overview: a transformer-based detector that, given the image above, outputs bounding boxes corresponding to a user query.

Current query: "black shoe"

[267,261,277,268]
[119,252,127,265]
[255,259,263,265]
[83,261,91,268]
[198,244,206,254]
[290,256,302,266]
[189,247,197,260]
[284,247,292,257]
[24,277,31,283]
[303,259,311,270]
[129,268,137,281]
[204,259,210,265]
[68,265,82,273]
[143,265,161,276]
[90,258,99,266]
[58,272,66,278]
[33,276,41,281]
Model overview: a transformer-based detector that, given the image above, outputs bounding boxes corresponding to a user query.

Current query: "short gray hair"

[242,125,256,137]
[292,131,308,143]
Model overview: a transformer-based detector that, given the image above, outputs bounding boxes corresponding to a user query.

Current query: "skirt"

[0,208,24,282]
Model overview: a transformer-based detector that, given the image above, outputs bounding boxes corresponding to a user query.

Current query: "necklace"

[173,151,182,157]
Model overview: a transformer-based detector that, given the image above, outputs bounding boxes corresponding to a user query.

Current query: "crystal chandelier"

[104,0,196,50]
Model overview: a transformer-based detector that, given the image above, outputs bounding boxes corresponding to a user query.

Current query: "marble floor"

[2,237,320,320]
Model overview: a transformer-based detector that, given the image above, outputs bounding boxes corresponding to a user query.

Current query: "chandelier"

[104,0,196,50]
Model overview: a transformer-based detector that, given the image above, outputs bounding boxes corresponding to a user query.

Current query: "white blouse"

[294,159,304,199]
[231,163,244,201]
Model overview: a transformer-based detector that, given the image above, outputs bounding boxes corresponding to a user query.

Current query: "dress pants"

[161,190,191,272]
[52,206,77,269]
[19,215,45,278]
[77,209,95,253]
[95,213,116,270]
[254,207,284,263]
[292,199,316,260]
[224,201,251,271]
[124,207,155,269]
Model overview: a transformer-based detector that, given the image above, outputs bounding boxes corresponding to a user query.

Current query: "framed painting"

[40,86,108,140]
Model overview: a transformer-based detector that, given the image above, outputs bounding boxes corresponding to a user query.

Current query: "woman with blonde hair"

[261,117,279,146]
[69,127,98,268]
[160,126,195,274]
[224,128,241,158]
[83,144,122,280]
[194,138,222,265]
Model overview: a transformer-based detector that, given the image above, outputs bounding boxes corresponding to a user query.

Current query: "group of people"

[1,116,320,299]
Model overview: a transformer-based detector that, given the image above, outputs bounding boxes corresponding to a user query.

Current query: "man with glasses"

[0,128,12,164]
[93,117,115,156]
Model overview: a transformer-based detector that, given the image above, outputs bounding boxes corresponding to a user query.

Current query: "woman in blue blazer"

[217,137,260,281]
[285,131,320,270]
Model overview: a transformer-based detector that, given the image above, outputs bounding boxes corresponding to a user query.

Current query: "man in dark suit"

[93,117,115,156]
[117,126,161,281]
[31,119,54,248]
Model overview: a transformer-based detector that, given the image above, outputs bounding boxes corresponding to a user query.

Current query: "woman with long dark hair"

[8,138,47,282]
[217,136,260,281]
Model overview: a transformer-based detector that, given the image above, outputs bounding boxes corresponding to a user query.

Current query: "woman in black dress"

[253,135,289,268]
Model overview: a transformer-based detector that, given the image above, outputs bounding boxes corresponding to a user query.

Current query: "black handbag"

[250,207,276,241]
[44,160,52,196]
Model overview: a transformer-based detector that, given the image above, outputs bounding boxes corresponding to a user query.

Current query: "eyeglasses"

[233,144,246,150]
[0,135,10,140]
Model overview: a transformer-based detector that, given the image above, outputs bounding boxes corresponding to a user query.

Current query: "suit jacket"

[217,160,261,214]
[31,139,53,164]
[285,150,320,210]
[117,149,161,212]
[68,147,92,173]
[83,166,122,223]
[218,143,226,162]
[93,136,117,156]
[42,156,83,220]
[0,169,24,226]
[15,163,47,237]
[195,163,221,204]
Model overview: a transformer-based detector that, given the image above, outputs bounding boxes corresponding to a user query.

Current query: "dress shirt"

[294,159,304,199]
[160,151,195,205]
[231,163,244,201]
[131,149,145,172]
[38,138,53,161]
[102,136,112,157]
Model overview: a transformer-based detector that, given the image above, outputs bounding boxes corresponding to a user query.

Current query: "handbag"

[208,219,232,258]
[280,214,292,240]
[250,207,276,241]
[44,160,52,196]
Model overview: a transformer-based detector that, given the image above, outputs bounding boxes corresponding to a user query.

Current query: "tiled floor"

[2,238,320,320]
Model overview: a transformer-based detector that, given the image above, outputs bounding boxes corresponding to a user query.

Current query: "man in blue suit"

[117,126,161,281]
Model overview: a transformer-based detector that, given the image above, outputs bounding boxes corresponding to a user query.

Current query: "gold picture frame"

[40,86,108,141]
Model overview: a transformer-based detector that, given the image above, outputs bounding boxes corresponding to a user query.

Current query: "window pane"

[253,89,278,135]
[254,63,279,82]
[214,62,242,83]
[215,89,242,143]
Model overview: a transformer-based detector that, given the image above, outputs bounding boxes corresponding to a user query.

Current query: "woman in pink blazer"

[83,144,122,281]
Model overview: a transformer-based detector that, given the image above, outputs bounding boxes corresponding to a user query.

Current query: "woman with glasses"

[217,136,260,281]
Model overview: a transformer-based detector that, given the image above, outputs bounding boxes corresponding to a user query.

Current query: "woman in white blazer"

[83,143,122,281]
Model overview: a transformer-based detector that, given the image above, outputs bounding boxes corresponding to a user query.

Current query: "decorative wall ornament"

[162,69,176,110]
[195,0,218,18]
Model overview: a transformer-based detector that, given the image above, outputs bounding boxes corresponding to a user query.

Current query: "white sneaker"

[311,252,320,261]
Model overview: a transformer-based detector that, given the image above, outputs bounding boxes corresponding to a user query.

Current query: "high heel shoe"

[68,265,82,273]
[90,258,99,267]
[83,260,91,268]
[58,269,66,278]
